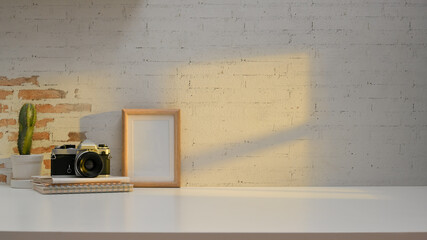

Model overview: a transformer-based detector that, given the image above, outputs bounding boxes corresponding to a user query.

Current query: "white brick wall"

[0,0,426,186]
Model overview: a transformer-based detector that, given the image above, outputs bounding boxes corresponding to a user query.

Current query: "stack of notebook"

[32,176,133,194]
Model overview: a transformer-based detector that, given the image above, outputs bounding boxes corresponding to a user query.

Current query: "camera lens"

[84,160,94,170]
[75,151,103,178]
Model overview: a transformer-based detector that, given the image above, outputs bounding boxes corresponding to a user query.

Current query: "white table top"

[0,186,426,239]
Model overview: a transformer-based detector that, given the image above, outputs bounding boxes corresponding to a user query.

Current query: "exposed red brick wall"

[34,132,50,140]
[1,76,93,171]
[36,103,91,113]
[8,132,17,141]
[0,76,39,86]
[0,104,9,113]
[0,174,6,183]
[0,90,13,99]
[67,132,87,142]
[8,132,50,141]
[13,145,55,154]
[0,163,4,168]
[43,159,51,169]
[36,118,54,128]
[19,89,66,100]
[32,146,56,154]
[0,119,16,127]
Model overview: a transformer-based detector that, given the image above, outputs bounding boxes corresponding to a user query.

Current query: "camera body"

[51,140,111,178]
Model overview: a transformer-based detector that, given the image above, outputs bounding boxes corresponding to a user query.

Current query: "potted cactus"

[10,103,43,188]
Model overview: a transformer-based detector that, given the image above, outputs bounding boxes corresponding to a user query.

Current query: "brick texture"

[33,132,50,140]
[0,76,39,86]
[43,159,50,169]
[0,104,9,113]
[19,89,66,100]
[13,146,55,154]
[67,132,87,142]
[0,174,6,183]
[0,119,16,127]
[35,118,54,128]
[7,132,50,141]
[0,90,13,99]
[36,104,91,113]
[32,146,56,154]
[7,133,16,142]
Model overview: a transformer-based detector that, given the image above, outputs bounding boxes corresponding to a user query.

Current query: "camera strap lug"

[67,165,72,174]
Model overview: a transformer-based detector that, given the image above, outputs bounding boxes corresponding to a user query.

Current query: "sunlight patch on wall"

[172,54,312,186]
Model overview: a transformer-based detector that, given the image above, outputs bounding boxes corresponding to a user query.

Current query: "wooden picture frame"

[122,109,180,187]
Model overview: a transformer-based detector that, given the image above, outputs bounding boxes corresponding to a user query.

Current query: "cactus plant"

[17,103,37,155]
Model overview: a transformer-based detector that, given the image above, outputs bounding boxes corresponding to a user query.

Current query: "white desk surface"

[0,185,426,240]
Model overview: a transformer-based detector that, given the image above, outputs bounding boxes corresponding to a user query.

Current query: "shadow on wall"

[79,111,122,174]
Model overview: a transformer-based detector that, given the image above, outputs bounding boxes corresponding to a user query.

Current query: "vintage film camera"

[51,140,111,178]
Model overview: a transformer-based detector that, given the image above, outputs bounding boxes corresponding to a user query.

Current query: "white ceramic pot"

[11,154,43,179]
